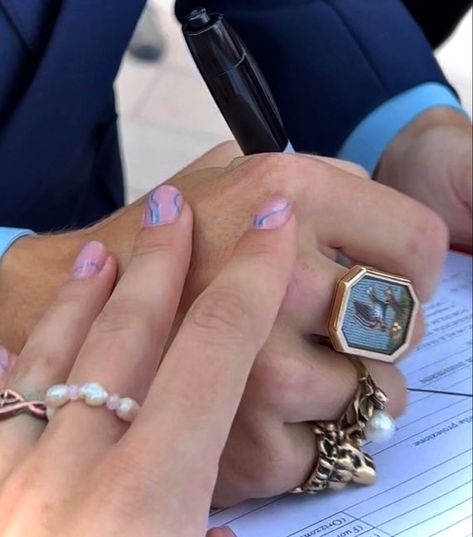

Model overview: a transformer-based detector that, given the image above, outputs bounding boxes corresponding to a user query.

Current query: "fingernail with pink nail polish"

[70,241,107,280]
[253,197,292,230]
[144,185,183,227]
[0,346,10,384]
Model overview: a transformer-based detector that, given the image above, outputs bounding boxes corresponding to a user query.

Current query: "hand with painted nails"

[0,144,448,507]
[157,146,448,505]
[0,187,292,536]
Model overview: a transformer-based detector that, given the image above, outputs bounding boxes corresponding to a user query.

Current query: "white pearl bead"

[45,384,70,408]
[79,382,109,406]
[116,397,140,423]
[365,410,396,443]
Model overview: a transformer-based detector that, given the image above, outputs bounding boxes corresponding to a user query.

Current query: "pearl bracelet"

[45,382,140,423]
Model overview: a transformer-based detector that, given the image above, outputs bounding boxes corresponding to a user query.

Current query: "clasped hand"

[0,148,450,536]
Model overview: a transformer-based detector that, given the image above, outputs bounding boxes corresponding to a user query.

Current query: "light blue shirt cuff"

[338,82,471,175]
[0,227,36,262]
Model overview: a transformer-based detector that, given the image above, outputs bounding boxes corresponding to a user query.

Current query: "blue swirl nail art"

[145,186,183,226]
[253,199,291,229]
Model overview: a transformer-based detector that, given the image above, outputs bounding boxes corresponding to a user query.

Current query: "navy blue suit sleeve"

[175,0,450,157]
[0,0,145,231]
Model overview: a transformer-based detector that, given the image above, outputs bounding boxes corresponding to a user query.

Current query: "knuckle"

[20,290,101,378]
[39,276,102,328]
[215,139,240,153]
[406,208,449,266]
[311,156,370,180]
[93,298,148,340]
[37,290,86,328]
[249,351,307,410]
[238,242,275,260]
[343,161,370,179]
[133,232,176,260]
[246,153,301,189]
[188,287,252,341]
[236,248,285,284]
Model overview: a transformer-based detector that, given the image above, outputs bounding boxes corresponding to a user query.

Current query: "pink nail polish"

[70,241,107,280]
[253,197,292,230]
[0,346,10,384]
[144,185,183,227]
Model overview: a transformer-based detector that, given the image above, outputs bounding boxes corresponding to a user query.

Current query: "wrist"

[338,83,468,175]
[0,195,148,353]
[389,106,470,143]
[376,107,471,189]
[0,228,36,263]
[0,232,83,352]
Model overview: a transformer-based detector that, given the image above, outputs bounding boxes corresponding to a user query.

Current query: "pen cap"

[183,8,289,154]
[183,9,241,77]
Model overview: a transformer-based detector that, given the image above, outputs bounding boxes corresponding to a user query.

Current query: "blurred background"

[116,1,473,203]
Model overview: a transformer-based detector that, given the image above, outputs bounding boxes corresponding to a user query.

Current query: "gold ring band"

[291,357,392,495]
[291,422,376,494]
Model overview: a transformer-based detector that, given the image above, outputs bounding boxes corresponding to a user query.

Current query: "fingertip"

[70,241,108,280]
[207,527,238,537]
[231,199,296,300]
[136,187,193,257]
[142,185,193,231]
[55,250,117,317]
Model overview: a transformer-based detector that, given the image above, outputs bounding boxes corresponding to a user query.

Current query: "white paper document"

[209,252,473,537]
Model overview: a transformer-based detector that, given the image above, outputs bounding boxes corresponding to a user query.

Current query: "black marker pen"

[182,8,294,155]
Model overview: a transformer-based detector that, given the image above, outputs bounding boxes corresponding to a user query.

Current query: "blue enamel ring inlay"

[328,266,419,363]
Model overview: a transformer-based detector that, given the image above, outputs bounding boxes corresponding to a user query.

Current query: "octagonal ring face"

[328,266,419,363]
